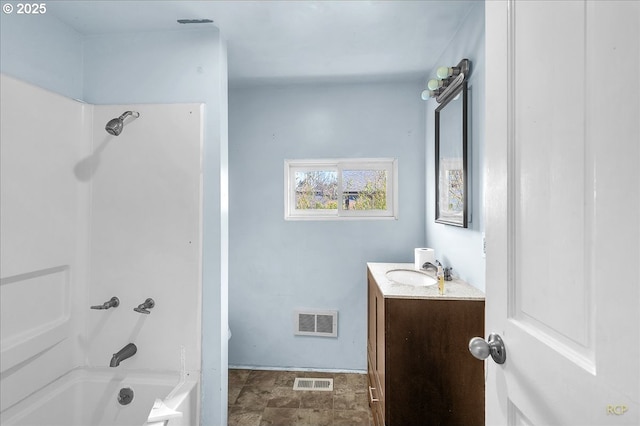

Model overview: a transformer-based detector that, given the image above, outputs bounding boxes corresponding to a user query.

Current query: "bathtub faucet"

[134,298,155,314]
[110,343,137,367]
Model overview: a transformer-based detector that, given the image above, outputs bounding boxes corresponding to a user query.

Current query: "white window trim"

[284,158,398,221]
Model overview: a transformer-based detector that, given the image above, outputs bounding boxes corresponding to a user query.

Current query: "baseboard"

[228,364,366,375]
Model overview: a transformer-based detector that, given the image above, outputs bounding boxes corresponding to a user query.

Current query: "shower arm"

[119,111,140,120]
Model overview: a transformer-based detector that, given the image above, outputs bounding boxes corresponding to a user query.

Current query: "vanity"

[367,262,485,425]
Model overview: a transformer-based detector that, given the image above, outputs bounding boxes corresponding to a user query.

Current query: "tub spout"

[110,343,137,367]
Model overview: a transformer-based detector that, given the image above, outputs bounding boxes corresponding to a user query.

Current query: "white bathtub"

[0,368,199,426]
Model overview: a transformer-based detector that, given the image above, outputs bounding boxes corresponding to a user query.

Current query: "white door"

[484,1,639,425]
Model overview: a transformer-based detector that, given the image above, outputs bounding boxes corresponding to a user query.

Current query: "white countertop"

[367,262,485,300]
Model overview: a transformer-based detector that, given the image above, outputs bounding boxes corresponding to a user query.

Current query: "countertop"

[367,262,485,300]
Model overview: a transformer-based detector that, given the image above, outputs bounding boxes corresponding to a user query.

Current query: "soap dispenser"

[437,265,445,295]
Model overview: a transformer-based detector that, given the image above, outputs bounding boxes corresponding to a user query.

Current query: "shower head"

[105,111,140,136]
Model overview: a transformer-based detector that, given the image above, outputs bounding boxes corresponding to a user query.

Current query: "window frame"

[284,158,398,221]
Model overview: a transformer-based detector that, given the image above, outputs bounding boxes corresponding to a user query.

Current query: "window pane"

[341,169,387,211]
[295,170,338,210]
[446,169,464,212]
[285,158,396,220]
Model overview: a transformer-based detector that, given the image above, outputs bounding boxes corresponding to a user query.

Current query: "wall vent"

[293,378,334,391]
[294,310,338,337]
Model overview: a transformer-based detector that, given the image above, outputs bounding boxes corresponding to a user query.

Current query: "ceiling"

[47,1,476,87]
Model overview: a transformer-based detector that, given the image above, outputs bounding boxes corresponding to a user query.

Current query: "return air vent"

[293,378,334,391]
[294,310,338,337]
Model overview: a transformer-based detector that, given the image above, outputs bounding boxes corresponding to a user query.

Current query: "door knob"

[468,333,506,364]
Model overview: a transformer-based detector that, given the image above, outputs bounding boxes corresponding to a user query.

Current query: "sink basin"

[385,269,437,287]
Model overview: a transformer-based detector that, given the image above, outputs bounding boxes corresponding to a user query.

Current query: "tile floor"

[228,369,374,426]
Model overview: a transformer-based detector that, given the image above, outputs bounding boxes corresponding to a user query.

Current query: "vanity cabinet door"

[367,272,386,425]
[385,298,484,425]
[375,283,385,414]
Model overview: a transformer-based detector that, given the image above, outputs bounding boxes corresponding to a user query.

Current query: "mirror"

[435,81,468,227]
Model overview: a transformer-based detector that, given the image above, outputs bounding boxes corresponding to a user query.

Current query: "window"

[284,158,398,220]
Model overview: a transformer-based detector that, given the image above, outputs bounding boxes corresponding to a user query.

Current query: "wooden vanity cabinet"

[367,269,485,426]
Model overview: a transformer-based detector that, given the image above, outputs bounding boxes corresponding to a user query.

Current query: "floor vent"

[292,378,334,392]
[294,310,338,337]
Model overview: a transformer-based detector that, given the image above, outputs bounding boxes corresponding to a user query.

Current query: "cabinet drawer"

[371,397,384,426]
[367,358,385,426]
[367,350,385,422]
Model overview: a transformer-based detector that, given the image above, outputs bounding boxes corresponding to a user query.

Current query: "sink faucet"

[421,260,442,273]
[110,343,137,367]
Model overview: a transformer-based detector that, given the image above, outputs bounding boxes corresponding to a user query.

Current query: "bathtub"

[0,368,199,426]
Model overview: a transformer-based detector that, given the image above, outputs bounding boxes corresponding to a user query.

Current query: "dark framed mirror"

[435,81,468,227]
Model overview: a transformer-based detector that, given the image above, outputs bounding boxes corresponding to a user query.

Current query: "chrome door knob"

[469,333,506,364]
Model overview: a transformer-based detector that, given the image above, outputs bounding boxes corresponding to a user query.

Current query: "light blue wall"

[425,2,486,292]
[1,17,229,425]
[228,82,426,371]
[0,13,83,99]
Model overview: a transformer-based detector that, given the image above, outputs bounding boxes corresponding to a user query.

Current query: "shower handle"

[134,298,155,314]
[90,297,120,310]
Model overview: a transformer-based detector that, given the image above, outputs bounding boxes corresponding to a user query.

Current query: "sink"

[385,269,437,287]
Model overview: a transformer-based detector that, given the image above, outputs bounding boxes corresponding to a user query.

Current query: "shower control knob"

[468,333,506,364]
[134,298,155,314]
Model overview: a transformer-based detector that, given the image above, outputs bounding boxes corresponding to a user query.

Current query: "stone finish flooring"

[228,369,374,426]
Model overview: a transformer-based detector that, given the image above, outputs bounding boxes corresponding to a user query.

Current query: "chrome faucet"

[421,260,442,273]
[90,297,120,310]
[134,298,155,314]
[110,343,137,367]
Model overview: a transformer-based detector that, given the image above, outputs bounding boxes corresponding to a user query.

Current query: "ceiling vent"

[294,310,338,337]
[177,19,214,24]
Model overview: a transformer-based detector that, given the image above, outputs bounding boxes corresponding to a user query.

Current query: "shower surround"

[0,74,203,422]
